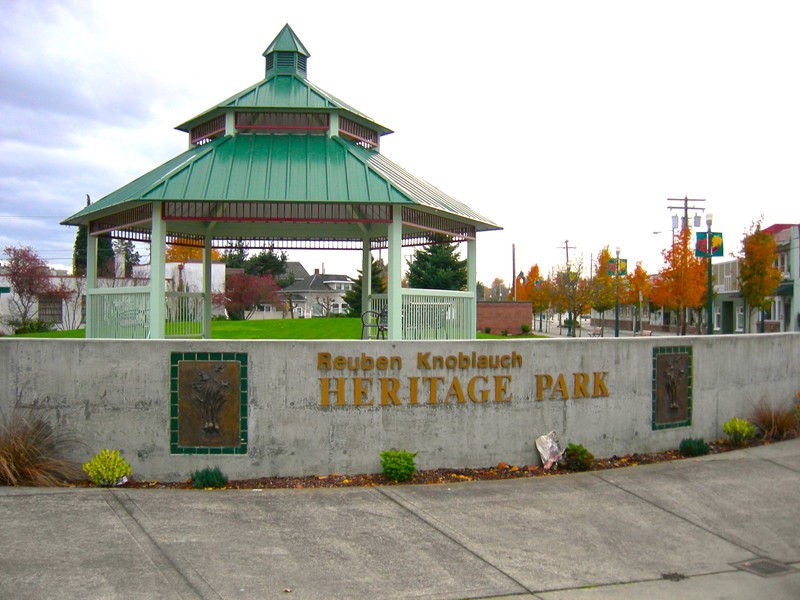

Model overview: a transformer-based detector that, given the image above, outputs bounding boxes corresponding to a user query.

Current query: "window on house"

[714,308,721,331]
[38,297,63,325]
[736,306,744,331]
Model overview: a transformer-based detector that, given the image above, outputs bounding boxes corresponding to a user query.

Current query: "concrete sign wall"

[1,334,798,481]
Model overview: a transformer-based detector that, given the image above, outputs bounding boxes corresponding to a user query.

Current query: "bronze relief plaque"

[178,360,241,447]
[170,352,248,454]
[652,346,692,429]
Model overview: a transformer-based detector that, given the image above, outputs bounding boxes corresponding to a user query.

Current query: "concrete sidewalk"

[1,440,798,599]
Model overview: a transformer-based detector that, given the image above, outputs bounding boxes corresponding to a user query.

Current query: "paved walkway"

[1,440,798,599]
[536,318,673,338]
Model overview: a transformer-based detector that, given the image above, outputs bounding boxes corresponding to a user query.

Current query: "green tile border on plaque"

[651,346,693,430]
[169,351,248,455]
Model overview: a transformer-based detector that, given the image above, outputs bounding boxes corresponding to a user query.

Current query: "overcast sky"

[1,0,798,284]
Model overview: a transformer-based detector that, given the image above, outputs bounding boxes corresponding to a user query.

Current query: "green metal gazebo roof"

[62,24,500,237]
[63,133,498,230]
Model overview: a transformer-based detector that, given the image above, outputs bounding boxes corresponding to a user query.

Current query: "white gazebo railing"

[87,287,150,339]
[370,289,474,340]
[86,288,205,339]
[165,292,204,338]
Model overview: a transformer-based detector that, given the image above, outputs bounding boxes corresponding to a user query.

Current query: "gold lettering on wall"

[316,351,612,407]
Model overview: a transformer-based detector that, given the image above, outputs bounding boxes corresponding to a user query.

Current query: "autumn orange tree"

[623,262,651,332]
[738,221,782,332]
[651,228,706,335]
[590,247,616,334]
[165,238,221,263]
[517,265,550,331]
[551,262,591,336]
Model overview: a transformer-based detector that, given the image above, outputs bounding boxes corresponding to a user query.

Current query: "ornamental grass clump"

[82,449,132,487]
[380,449,417,482]
[679,438,711,457]
[562,443,594,471]
[723,417,756,447]
[189,466,228,489]
[0,409,83,486]
[750,398,800,442]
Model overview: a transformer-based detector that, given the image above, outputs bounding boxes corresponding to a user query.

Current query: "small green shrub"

[500,329,509,336]
[0,409,83,486]
[723,417,756,446]
[520,324,531,334]
[562,443,594,471]
[679,438,710,457]
[483,327,491,334]
[380,449,417,482]
[189,466,228,489]
[12,320,54,335]
[82,449,132,487]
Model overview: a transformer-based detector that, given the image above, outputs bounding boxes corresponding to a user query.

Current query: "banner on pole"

[696,232,724,257]
[607,258,627,276]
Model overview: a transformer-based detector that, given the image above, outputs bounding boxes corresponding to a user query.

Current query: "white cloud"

[1,0,798,282]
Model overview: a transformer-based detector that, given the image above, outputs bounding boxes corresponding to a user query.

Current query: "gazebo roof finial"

[263,24,310,78]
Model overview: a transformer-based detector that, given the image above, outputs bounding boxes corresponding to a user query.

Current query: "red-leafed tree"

[213,273,280,320]
[3,246,71,333]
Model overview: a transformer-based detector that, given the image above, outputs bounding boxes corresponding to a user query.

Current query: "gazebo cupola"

[182,24,389,152]
[263,23,309,77]
[62,25,501,340]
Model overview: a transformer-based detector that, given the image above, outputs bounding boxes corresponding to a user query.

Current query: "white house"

[281,267,355,318]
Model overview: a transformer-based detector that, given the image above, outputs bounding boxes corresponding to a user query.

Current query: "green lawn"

[13,318,363,340]
[12,318,545,340]
[212,317,362,339]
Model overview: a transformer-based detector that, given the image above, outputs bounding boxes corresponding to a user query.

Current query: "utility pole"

[667,196,705,335]
[512,244,516,301]
[667,196,705,233]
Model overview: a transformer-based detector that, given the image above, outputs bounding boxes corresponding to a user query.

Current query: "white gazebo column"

[149,204,166,339]
[387,210,403,340]
[202,235,213,339]
[467,238,477,338]
[361,238,372,335]
[85,230,98,338]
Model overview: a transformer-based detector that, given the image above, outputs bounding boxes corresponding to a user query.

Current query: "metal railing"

[165,292,204,338]
[86,288,206,339]
[87,287,150,339]
[369,289,474,340]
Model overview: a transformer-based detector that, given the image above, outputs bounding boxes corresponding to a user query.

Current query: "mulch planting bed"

[83,439,762,490]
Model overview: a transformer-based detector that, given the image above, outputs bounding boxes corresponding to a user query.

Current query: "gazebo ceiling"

[62,24,501,247]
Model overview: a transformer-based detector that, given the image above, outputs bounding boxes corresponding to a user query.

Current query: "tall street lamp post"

[614,246,621,338]
[706,213,714,335]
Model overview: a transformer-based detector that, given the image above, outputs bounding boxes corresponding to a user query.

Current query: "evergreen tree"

[112,240,141,277]
[343,258,387,316]
[72,226,114,277]
[220,241,248,269]
[245,247,288,279]
[405,235,467,291]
